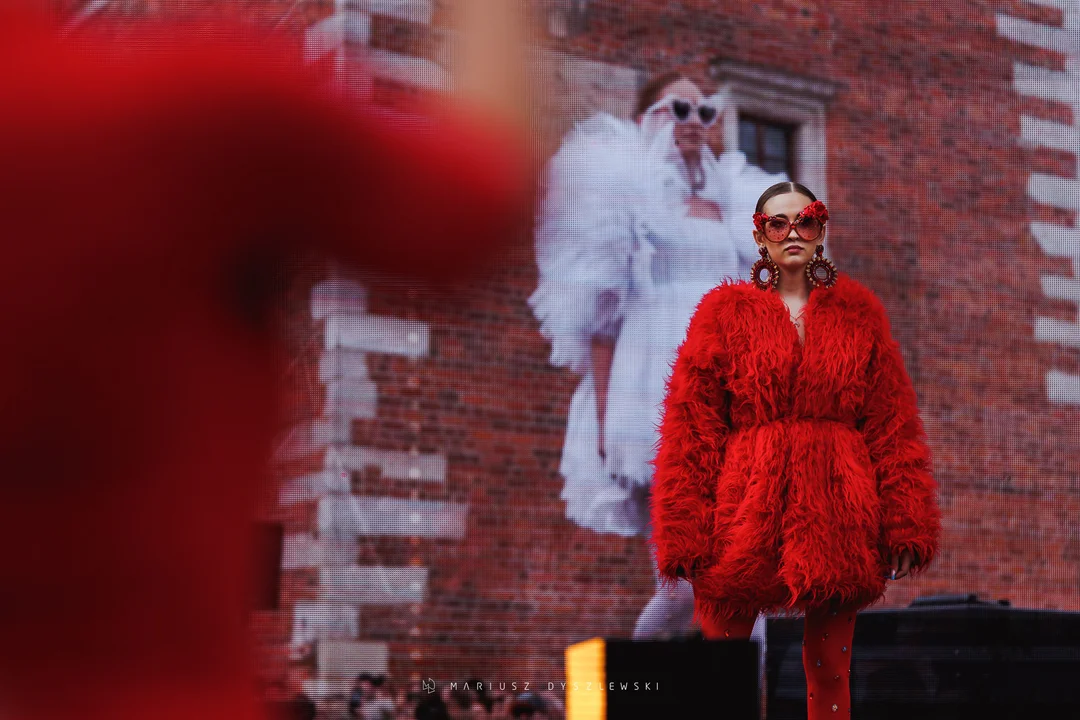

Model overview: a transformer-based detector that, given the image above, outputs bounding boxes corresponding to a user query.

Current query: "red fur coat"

[647,272,942,623]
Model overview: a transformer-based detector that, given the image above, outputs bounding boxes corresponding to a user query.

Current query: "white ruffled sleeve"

[528,114,652,375]
[709,151,789,277]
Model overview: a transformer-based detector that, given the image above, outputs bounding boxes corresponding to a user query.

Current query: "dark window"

[738,115,797,176]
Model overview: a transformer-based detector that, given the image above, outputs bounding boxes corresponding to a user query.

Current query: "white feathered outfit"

[529,111,788,537]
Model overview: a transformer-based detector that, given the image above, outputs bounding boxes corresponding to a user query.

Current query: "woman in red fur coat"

[647,181,942,718]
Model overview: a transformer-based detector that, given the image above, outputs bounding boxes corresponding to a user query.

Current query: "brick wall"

[54,0,1080,705]
[271,0,1080,699]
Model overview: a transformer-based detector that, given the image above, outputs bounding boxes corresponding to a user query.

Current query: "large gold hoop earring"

[751,245,779,290]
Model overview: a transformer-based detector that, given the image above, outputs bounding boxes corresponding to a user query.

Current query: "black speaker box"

[766,594,1080,719]
[565,636,761,719]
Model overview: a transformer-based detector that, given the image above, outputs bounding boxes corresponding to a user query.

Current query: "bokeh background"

[55,0,1080,716]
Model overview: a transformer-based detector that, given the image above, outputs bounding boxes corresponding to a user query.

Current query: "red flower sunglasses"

[753,200,830,243]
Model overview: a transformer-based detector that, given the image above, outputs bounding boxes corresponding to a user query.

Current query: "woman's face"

[647,77,708,157]
[753,192,824,272]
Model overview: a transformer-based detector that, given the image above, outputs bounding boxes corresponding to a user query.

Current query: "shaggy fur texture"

[647,271,942,624]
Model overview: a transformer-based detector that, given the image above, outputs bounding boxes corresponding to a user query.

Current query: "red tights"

[701,604,857,719]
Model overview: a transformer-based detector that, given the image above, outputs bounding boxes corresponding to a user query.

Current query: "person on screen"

[0,2,534,720]
[348,673,372,717]
[528,70,786,640]
[648,181,943,719]
[354,676,395,720]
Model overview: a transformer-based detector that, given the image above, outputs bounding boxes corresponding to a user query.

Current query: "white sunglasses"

[644,94,719,127]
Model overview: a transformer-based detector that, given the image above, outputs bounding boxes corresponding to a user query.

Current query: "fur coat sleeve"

[647,287,731,586]
[528,113,654,375]
[860,295,943,574]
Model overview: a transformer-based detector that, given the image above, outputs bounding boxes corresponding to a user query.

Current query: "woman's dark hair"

[755,181,818,213]
[632,71,687,121]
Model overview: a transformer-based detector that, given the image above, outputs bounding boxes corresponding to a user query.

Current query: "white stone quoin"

[363,0,435,25]
[324,312,430,357]
[998,3,1080,404]
[311,276,369,319]
[318,495,469,539]
[320,565,429,605]
[322,444,448,483]
[292,0,467,692]
[303,10,372,65]
[1021,115,1080,153]
[997,13,1078,54]
[291,259,445,695]
[324,377,379,420]
[320,348,371,381]
[279,467,348,506]
[283,534,357,569]
[291,601,361,646]
[1031,222,1080,270]
[319,639,391,679]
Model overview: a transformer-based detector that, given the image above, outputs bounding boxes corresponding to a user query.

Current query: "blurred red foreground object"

[0,4,533,719]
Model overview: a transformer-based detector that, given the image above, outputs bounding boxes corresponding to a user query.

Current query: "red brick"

[117,0,1080,699]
